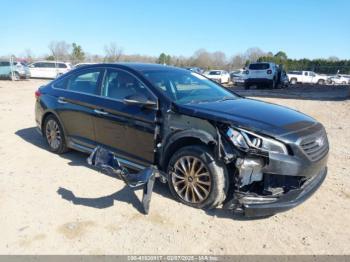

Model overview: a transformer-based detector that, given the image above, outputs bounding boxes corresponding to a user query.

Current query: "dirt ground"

[0,79,349,255]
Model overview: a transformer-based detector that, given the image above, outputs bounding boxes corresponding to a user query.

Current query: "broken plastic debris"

[87,146,157,214]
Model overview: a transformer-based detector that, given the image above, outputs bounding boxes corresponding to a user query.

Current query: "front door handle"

[94,109,108,115]
[58,97,67,104]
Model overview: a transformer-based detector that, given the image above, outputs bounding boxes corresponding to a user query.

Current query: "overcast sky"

[1,0,349,59]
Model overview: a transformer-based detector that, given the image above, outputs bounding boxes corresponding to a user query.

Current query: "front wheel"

[167,145,228,209]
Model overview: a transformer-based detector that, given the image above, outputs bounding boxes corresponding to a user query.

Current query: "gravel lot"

[0,79,349,255]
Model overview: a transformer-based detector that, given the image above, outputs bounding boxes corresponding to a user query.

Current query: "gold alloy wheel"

[45,119,62,150]
[171,156,212,204]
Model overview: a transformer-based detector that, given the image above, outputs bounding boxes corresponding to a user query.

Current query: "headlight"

[226,128,288,155]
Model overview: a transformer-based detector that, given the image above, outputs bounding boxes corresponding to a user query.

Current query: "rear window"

[249,63,270,70]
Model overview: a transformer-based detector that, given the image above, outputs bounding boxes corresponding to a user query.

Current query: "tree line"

[3,41,349,74]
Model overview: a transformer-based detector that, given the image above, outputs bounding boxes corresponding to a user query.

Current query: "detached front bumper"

[237,167,327,218]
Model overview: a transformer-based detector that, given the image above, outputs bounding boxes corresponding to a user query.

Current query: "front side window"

[67,69,101,95]
[143,70,237,104]
[101,69,150,100]
[32,62,44,68]
[58,63,67,68]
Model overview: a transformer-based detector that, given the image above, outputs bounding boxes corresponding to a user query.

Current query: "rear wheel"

[290,78,297,85]
[44,115,68,154]
[167,145,228,209]
[317,79,325,85]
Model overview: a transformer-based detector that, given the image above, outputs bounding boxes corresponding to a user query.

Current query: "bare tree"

[211,51,227,68]
[48,41,71,61]
[244,47,266,63]
[104,42,123,62]
[192,49,213,69]
[21,49,34,63]
[230,53,246,69]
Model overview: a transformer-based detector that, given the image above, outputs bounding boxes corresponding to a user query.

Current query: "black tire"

[167,145,229,209]
[290,78,297,85]
[43,115,68,154]
[317,79,325,85]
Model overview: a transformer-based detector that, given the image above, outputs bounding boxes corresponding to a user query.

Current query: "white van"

[29,61,71,79]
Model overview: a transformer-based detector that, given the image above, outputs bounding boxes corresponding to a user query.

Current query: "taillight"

[35,90,41,99]
[267,70,272,74]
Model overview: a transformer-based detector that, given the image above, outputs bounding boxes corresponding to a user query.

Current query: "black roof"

[84,62,185,73]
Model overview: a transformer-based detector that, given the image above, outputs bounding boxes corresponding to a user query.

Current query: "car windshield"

[142,70,238,104]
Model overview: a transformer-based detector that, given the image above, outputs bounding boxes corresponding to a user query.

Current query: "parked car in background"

[34,63,329,218]
[244,62,279,89]
[0,60,30,80]
[287,71,327,85]
[28,61,71,79]
[204,70,230,84]
[185,67,204,74]
[230,70,246,86]
[327,75,349,85]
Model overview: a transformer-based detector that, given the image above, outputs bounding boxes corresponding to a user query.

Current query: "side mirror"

[123,94,157,109]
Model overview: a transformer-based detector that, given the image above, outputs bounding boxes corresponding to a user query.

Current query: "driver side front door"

[92,68,158,168]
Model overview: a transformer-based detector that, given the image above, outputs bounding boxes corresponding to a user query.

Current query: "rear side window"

[45,63,56,68]
[249,63,270,70]
[53,77,68,89]
[67,69,102,95]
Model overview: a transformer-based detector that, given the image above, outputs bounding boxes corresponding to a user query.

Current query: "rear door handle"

[58,97,68,104]
[94,109,108,115]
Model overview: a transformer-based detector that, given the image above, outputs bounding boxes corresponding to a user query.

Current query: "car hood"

[176,98,317,138]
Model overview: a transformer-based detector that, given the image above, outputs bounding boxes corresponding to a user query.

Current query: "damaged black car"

[35,63,329,217]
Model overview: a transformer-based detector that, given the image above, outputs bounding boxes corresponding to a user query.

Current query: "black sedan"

[35,63,329,217]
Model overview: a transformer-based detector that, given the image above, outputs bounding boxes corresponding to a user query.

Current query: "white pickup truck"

[287,71,328,85]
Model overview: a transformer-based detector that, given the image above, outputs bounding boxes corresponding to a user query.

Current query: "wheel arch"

[41,110,67,138]
[160,129,217,171]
